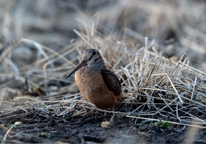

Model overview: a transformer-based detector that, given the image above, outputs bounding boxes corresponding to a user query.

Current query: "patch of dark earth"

[1,110,206,144]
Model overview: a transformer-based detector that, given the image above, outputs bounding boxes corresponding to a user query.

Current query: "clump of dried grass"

[1,15,206,129]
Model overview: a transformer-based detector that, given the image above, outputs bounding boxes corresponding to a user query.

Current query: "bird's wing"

[100,68,121,96]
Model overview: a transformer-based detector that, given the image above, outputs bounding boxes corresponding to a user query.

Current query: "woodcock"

[66,49,122,109]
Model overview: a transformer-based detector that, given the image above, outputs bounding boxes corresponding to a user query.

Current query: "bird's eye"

[92,51,96,55]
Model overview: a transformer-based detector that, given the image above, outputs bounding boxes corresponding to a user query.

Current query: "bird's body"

[67,49,121,109]
[75,66,121,109]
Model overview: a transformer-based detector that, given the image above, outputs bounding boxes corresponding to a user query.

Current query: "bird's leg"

[104,108,111,116]
[104,111,107,116]
[91,109,96,115]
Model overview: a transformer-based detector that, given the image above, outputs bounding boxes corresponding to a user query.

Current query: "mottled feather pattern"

[100,68,121,96]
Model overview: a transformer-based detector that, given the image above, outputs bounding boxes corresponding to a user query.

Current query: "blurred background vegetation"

[0,1,206,143]
[0,0,205,70]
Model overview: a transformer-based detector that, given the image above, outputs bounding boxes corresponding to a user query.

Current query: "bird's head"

[66,49,105,78]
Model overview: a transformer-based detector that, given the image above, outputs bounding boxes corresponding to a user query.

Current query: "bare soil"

[1,0,206,144]
[1,104,206,144]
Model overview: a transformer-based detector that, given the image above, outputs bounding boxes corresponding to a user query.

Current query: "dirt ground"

[1,0,206,144]
[1,109,206,144]
[1,100,206,144]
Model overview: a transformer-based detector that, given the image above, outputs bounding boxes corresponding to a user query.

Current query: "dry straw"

[1,16,206,128]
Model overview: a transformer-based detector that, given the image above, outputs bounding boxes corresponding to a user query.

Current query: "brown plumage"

[66,49,121,109]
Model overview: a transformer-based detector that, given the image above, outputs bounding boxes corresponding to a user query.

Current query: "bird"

[66,49,122,109]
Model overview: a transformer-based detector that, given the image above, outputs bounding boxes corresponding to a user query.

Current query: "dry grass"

[0,2,206,140]
[1,14,206,129]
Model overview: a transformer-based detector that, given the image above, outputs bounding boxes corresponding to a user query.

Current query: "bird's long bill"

[66,60,87,78]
